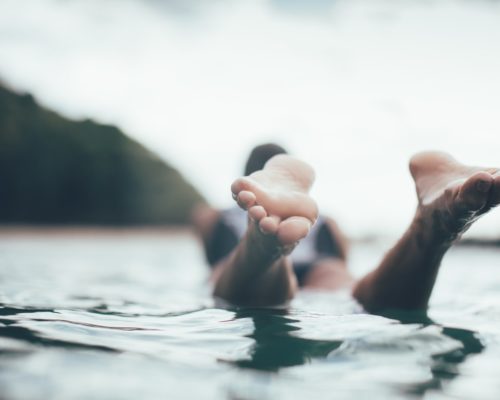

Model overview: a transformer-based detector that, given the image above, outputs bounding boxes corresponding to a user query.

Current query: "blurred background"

[1,0,500,239]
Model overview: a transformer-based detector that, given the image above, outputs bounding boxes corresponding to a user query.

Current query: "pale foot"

[231,154,318,247]
[410,151,500,243]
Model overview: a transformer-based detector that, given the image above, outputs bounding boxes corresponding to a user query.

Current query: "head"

[244,143,288,176]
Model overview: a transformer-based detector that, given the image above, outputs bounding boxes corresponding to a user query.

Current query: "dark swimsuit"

[204,207,344,286]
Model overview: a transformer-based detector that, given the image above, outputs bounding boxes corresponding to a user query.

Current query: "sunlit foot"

[410,151,500,242]
[231,154,318,247]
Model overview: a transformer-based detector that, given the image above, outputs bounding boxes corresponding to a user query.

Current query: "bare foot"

[231,154,318,247]
[211,155,318,305]
[352,151,500,312]
[410,151,500,243]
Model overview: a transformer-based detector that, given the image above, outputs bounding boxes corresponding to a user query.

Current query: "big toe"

[458,171,493,212]
[487,172,500,209]
[277,216,312,246]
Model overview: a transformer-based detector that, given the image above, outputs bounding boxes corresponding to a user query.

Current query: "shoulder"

[317,215,342,233]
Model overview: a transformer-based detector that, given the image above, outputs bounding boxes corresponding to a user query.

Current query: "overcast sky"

[1,0,499,238]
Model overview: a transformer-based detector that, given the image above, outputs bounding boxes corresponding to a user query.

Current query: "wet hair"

[244,143,288,176]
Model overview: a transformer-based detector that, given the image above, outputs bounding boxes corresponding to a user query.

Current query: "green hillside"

[0,85,204,225]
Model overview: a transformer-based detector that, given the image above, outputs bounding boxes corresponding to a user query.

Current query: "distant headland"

[0,84,204,225]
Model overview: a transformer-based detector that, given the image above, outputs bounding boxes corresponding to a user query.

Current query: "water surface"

[1,230,499,399]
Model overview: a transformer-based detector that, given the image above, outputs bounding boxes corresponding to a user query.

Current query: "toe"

[248,205,266,221]
[237,191,256,210]
[259,215,281,235]
[277,216,311,245]
[458,171,493,212]
[486,172,500,210]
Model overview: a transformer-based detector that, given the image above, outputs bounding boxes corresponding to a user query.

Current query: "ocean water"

[0,230,499,399]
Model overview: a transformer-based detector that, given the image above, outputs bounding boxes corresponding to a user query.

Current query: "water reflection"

[380,310,484,396]
[0,302,490,400]
[233,308,342,371]
[231,307,485,398]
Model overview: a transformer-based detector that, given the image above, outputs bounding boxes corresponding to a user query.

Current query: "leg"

[353,151,500,312]
[212,155,318,306]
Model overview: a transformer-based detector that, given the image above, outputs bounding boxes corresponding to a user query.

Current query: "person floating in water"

[193,143,500,310]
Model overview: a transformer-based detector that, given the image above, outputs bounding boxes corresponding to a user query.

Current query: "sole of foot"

[231,155,318,246]
[410,151,500,240]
